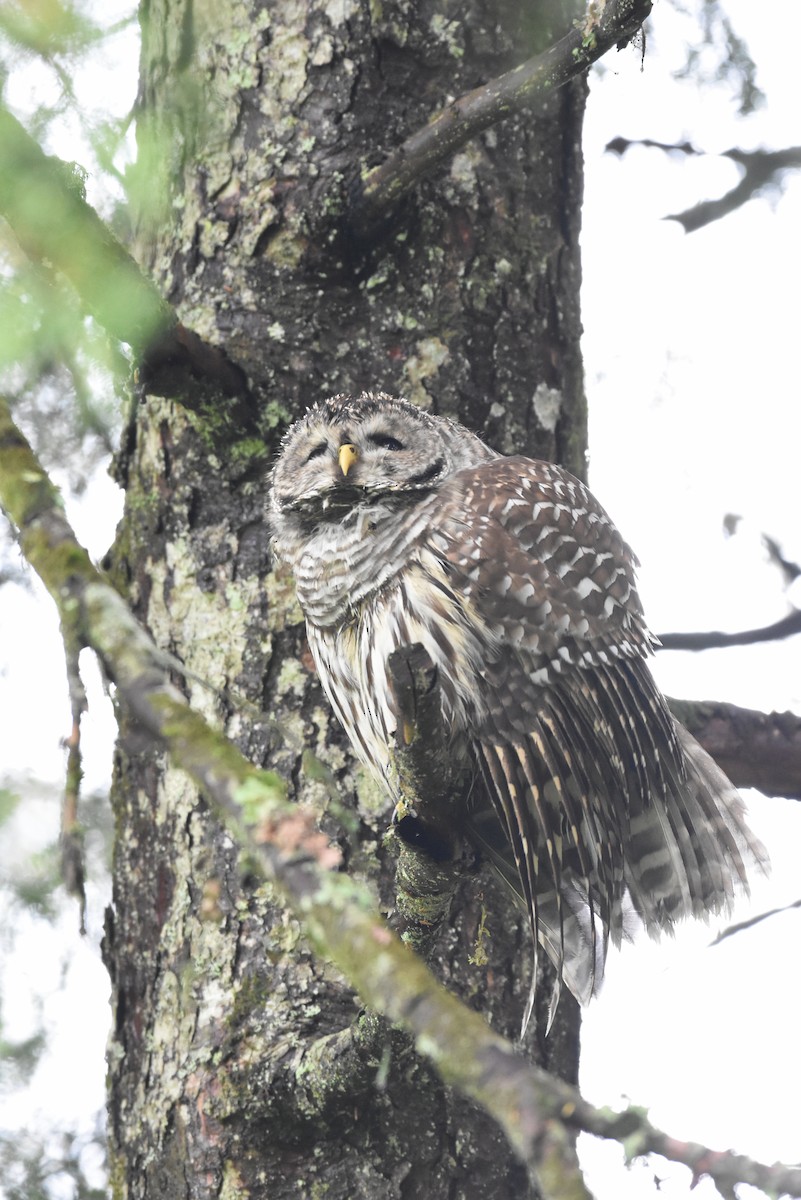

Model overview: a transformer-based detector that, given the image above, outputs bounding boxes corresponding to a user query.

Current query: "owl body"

[270,392,765,1019]
[285,490,490,783]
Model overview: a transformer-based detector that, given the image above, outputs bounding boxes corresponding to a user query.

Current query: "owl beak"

[338,444,359,477]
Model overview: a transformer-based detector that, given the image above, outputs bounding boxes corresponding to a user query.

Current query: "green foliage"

[0,1,138,493]
[0,1,105,63]
[0,252,123,477]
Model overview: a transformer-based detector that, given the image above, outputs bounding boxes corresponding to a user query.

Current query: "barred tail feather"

[467,664,768,1035]
[674,725,768,898]
[623,725,767,937]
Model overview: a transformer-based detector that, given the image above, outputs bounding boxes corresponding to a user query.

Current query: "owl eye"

[304,442,328,463]
[367,433,405,451]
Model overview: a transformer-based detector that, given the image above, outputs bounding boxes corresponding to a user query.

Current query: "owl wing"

[427,457,761,1010]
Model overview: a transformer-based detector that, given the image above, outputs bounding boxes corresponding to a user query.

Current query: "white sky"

[580,3,801,1194]
[1,2,800,1197]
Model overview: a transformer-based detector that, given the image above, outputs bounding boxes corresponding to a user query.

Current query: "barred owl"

[269,392,765,1023]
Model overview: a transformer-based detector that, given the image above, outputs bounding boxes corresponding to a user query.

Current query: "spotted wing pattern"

[424,457,761,1007]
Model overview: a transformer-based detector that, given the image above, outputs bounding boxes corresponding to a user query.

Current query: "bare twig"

[606,136,698,157]
[667,147,801,232]
[2,397,798,1198]
[658,609,801,652]
[568,1103,801,1198]
[711,898,801,945]
[353,0,652,234]
[606,136,801,231]
[60,631,87,933]
[761,533,801,587]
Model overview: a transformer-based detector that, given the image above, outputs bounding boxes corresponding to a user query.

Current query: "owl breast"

[289,496,439,627]
[307,547,491,795]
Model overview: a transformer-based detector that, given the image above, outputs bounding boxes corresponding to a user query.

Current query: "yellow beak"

[338,443,359,477]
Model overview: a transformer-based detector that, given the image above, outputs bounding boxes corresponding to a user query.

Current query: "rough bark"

[106,2,589,1196]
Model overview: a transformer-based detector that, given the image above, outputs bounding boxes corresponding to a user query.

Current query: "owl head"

[269,392,496,524]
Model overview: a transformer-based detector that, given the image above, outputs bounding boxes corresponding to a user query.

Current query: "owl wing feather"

[424,456,763,1008]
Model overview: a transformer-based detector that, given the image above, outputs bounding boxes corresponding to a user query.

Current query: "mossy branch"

[387,643,468,956]
[0,108,172,354]
[352,0,652,235]
[0,107,250,415]
[604,140,801,233]
[1,395,799,1200]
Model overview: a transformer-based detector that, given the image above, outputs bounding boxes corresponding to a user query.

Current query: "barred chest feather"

[288,497,429,627]
[305,539,491,795]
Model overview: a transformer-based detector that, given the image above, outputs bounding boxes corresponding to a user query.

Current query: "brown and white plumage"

[269,392,766,1024]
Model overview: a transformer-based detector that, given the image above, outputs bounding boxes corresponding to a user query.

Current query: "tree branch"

[1,395,797,1199]
[386,643,471,953]
[668,698,801,800]
[565,1102,801,1199]
[0,107,251,419]
[59,625,87,933]
[352,0,652,235]
[657,609,801,652]
[606,136,801,232]
[667,146,801,233]
[711,898,801,946]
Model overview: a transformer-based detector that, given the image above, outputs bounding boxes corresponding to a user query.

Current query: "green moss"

[301,748,340,794]
[262,225,308,269]
[225,584,245,613]
[261,399,292,430]
[275,657,306,698]
[126,489,160,514]
[219,1159,250,1199]
[429,14,464,58]
[234,772,288,822]
[11,522,97,636]
[263,566,304,630]
[149,695,287,817]
[229,969,273,1026]
[275,919,302,954]
[229,437,270,465]
[354,765,388,819]
[107,1150,127,1200]
[467,906,490,967]
[0,437,56,525]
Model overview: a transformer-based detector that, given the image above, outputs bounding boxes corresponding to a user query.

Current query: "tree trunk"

[105,2,587,1196]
